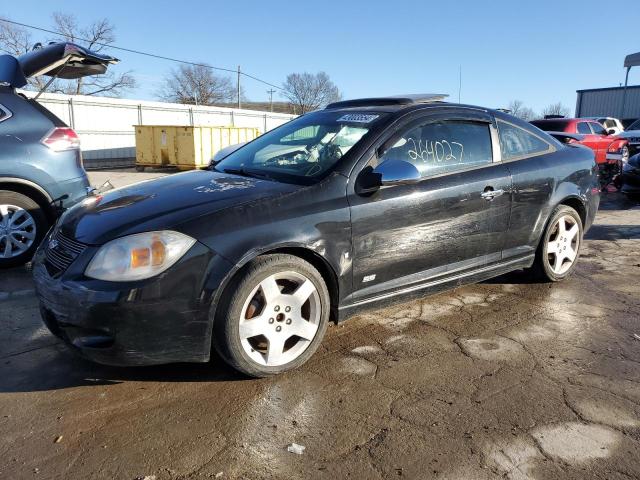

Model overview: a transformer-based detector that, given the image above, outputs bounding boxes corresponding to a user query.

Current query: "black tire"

[0,190,49,268]
[528,205,583,282]
[213,254,330,377]
[135,165,146,172]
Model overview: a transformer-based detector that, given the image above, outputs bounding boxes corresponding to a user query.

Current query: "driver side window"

[377,121,493,178]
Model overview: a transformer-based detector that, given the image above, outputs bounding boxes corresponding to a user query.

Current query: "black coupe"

[33,95,600,377]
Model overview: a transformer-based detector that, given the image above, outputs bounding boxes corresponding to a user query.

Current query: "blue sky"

[4,0,639,114]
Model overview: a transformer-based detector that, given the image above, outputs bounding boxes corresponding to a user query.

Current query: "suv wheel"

[529,205,583,282]
[0,191,48,268]
[213,254,330,377]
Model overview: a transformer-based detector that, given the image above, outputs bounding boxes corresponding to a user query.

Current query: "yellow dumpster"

[135,125,260,171]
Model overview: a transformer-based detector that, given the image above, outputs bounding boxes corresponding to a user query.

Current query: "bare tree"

[508,100,537,121]
[541,102,570,118]
[0,14,135,96]
[281,72,341,114]
[158,64,237,105]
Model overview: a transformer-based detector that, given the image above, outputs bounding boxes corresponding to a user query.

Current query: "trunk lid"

[0,42,118,88]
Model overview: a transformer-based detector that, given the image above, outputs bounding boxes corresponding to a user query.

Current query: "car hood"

[616,130,640,140]
[59,170,300,245]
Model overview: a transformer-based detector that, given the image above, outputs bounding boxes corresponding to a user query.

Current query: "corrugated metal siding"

[575,86,640,118]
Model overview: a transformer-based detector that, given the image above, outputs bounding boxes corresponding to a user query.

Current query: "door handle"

[481,188,504,200]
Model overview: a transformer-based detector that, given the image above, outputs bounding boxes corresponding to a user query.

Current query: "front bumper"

[33,237,229,366]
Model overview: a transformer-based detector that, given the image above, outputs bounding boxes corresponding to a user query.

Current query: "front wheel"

[0,191,48,268]
[528,205,583,282]
[213,254,330,377]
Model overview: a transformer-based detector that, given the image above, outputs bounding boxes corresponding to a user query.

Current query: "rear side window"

[379,121,493,178]
[577,122,591,134]
[498,120,552,161]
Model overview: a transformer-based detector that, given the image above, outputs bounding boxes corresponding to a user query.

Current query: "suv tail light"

[41,127,81,152]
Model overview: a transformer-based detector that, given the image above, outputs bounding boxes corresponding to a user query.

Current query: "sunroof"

[326,94,449,109]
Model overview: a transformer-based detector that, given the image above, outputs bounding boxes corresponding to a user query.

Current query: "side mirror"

[355,159,421,195]
[374,159,421,184]
[606,128,616,135]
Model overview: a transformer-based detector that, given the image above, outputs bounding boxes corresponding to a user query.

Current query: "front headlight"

[85,231,196,281]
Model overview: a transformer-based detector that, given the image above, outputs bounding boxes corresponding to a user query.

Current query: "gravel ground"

[0,171,639,480]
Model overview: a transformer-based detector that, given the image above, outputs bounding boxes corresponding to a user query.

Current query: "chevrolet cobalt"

[33,95,599,377]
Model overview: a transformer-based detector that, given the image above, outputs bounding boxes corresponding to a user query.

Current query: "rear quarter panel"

[0,91,87,203]
[503,144,598,259]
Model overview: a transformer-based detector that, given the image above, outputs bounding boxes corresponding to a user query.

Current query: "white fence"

[20,91,295,164]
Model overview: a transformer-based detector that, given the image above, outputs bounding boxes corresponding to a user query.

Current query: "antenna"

[458,65,462,104]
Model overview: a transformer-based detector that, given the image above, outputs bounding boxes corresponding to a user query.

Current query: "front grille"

[44,230,87,277]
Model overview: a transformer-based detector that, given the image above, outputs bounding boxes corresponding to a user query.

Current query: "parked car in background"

[34,95,599,377]
[588,116,625,135]
[615,118,640,158]
[621,118,638,130]
[530,117,629,189]
[621,152,640,196]
[0,42,118,267]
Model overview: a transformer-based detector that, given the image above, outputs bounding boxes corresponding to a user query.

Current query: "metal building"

[575,85,640,119]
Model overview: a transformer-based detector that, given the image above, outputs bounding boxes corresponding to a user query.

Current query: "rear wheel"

[213,254,330,377]
[0,191,48,268]
[528,205,583,282]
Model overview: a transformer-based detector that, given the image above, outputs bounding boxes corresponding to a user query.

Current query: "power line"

[0,17,284,91]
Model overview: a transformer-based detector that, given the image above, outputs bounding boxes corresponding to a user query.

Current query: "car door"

[588,121,613,161]
[576,121,602,161]
[347,110,512,302]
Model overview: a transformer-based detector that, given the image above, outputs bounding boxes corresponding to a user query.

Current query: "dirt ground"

[1,171,639,480]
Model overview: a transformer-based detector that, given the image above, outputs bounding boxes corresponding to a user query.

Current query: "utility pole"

[237,65,241,110]
[267,89,275,112]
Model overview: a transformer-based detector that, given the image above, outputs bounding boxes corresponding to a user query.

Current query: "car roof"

[325,94,448,110]
[322,95,497,117]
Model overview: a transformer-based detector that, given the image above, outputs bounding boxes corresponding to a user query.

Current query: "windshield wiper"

[222,167,274,181]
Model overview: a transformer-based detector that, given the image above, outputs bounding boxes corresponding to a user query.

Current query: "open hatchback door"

[0,42,119,88]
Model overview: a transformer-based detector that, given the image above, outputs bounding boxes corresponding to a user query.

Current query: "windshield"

[214,111,383,184]
[626,119,640,131]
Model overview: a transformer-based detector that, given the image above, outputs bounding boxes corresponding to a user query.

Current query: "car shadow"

[584,224,640,241]
[0,346,247,393]
[481,269,546,285]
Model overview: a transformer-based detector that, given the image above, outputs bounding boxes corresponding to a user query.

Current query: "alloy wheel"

[546,214,580,275]
[238,271,321,367]
[0,204,37,259]
[622,146,630,163]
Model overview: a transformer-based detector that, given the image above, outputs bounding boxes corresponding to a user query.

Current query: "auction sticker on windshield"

[337,114,379,123]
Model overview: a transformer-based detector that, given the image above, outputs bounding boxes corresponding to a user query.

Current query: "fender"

[0,176,54,202]
[533,187,589,250]
[203,241,343,350]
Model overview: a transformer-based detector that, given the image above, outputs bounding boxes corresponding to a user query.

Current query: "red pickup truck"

[530,118,629,189]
